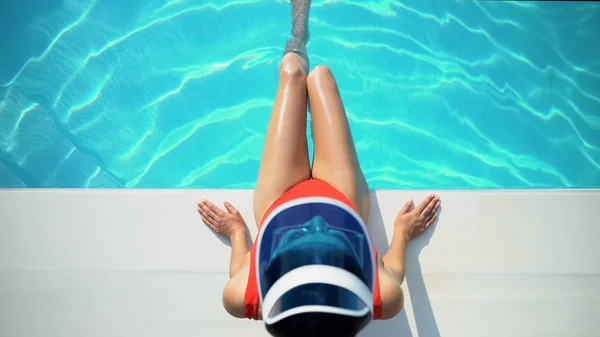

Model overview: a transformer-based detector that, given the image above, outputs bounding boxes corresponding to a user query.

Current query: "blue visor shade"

[262,240,368,293]
[258,202,375,301]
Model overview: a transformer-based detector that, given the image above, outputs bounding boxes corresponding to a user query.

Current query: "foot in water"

[291,0,311,44]
[284,0,311,70]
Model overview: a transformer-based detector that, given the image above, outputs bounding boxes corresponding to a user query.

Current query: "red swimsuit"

[243,179,383,320]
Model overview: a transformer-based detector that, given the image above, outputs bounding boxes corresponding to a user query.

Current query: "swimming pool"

[0,0,598,189]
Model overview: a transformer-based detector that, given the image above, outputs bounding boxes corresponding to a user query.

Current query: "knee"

[307,65,334,83]
[279,54,308,82]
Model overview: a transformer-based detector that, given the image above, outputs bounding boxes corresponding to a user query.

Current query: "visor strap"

[262,265,373,320]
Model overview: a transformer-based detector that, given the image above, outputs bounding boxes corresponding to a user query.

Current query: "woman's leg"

[307,66,371,222]
[253,0,313,226]
[253,56,310,226]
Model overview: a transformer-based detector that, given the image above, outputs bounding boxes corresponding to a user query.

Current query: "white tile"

[1,189,599,337]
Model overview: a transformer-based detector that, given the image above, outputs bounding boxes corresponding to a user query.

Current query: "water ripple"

[142,47,275,110]
[394,1,600,87]
[320,31,599,171]
[1,0,598,189]
[348,113,537,187]
[125,99,272,187]
[473,2,523,30]
[64,73,112,123]
[176,133,263,188]
[7,103,40,150]
[53,0,266,106]
[1,0,97,87]
[313,0,399,17]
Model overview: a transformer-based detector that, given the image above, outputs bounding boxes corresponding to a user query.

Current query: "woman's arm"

[382,231,410,284]
[223,254,251,318]
[197,200,249,277]
[197,200,251,318]
[378,195,440,319]
[382,194,440,283]
[228,229,249,278]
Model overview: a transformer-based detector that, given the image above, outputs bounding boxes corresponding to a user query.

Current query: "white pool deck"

[1,189,599,337]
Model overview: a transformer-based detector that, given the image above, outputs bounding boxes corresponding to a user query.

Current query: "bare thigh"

[307,66,370,222]
[253,53,311,226]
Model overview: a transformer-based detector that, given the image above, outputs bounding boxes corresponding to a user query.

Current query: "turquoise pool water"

[0,0,599,189]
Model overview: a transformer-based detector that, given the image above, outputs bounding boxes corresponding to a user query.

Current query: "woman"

[197,1,440,336]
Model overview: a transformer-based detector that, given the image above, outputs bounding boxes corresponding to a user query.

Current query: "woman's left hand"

[394,194,440,241]
[197,200,247,240]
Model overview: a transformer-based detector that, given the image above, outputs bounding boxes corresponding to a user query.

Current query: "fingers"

[421,196,439,216]
[421,199,440,231]
[198,200,225,219]
[399,200,413,215]
[197,207,216,229]
[415,194,436,214]
[203,217,216,229]
[196,200,221,231]
[423,197,441,219]
[413,212,439,237]
[424,211,438,230]
[198,202,218,220]
[434,200,440,212]
[205,199,227,217]
[224,201,239,215]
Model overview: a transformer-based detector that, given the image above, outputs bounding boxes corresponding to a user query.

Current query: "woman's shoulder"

[376,258,405,320]
[222,252,252,318]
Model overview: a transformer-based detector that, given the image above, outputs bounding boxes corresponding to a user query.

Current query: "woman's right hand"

[394,194,440,241]
[197,200,247,240]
